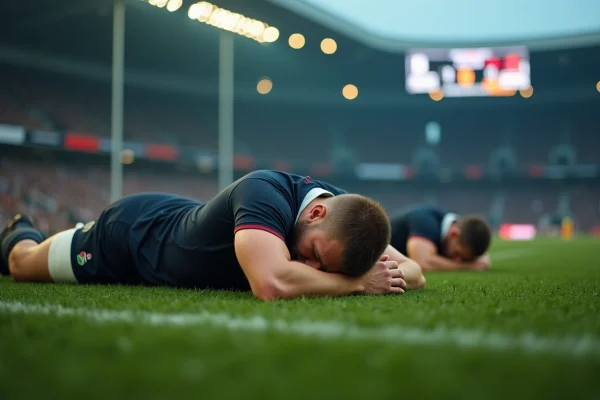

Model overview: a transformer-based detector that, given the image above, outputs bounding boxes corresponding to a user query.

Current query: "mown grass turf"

[1,238,599,400]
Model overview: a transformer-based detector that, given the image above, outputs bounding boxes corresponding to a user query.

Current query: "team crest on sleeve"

[81,221,95,232]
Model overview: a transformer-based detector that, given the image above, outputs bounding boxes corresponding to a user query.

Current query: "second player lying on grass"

[389,204,492,271]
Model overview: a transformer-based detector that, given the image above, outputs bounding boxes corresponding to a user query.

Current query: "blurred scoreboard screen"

[405,46,530,97]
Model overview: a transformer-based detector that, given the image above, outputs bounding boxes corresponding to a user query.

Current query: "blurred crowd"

[0,155,218,235]
[1,153,598,237]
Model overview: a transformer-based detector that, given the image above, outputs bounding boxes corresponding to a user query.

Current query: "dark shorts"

[48,193,181,285]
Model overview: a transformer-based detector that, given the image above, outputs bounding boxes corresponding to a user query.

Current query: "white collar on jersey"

[295,188,334,223]
[441,212,459,240]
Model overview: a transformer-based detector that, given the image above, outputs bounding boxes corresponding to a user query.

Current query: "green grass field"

[1,237,599,400]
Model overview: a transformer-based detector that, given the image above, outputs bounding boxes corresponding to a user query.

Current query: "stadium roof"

[267,0,600,52]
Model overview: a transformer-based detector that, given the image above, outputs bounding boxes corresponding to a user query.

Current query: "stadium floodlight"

[193,1,279,44]
[263,27,280,43]
[188,2,204,19]
[149,0,168,7]
[144,0,278,43]
[166,0,182,12]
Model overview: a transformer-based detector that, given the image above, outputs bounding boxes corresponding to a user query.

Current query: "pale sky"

[291,0,600,41]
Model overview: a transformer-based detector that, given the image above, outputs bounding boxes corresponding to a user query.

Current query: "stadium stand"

[0,151,218,235]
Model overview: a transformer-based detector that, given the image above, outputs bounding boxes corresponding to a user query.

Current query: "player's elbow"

[251,274,303,301]
[413,270,427,289]
[249,275,285,301]
[403,259,427,289]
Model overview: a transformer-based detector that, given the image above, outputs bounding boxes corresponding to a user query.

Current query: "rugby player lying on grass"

[0,170,425,301]
[389,204,492,272]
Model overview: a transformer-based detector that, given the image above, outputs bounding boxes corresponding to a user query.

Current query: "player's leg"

[0,214,56,282]
[8,239,53,282]
[2,213,135,285]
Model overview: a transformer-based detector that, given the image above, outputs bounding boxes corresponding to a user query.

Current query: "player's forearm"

[420,254,472,271]
[269,261,364,300]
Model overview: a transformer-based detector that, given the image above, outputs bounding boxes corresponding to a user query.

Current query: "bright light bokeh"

[520,85,534,98]
[289,33,306,49]
[342,84,358,100]
[429,90,444,101]
[263,27,280,43]
[257,78,273,94]
[146,0,278,43]
[321,38,337,54]
[150,0,167,7]
[166,0,183,12]
[120,149,135,165]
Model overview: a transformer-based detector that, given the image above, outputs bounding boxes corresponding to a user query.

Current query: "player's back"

[389,204,449,255]
[128,192,202,248]
[129,170,347,290]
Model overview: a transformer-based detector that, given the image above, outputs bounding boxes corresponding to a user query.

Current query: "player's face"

[290,220,344,273]
[446,231,475,262]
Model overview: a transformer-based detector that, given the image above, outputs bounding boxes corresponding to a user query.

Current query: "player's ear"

[307,204,327,222]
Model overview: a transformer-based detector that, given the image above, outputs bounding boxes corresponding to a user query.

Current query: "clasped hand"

[360,254,407,294]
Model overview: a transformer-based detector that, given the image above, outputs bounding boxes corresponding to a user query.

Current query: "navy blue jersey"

[128,170,347,290]
[389,204,459,256]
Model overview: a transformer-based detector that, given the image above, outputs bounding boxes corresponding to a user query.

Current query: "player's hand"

[360,254,406,295]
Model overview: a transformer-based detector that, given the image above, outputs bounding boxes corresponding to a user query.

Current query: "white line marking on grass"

[0,301,598,358]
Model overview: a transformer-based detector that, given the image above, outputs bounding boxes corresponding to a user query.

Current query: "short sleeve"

[230,178,295,242]
[406,212,439,244]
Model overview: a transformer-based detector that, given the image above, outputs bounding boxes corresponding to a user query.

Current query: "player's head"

[290,194,390,277]
[445,216,491,262]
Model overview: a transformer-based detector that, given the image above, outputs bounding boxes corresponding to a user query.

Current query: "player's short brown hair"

[457,216,492,258]
[323,194,391,277]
